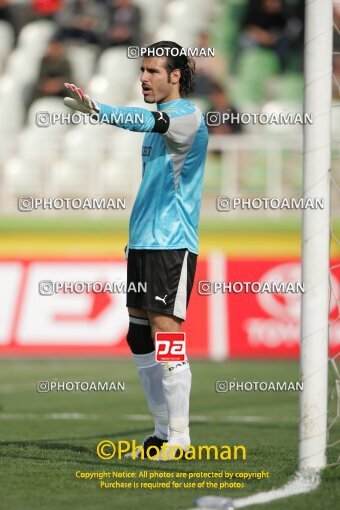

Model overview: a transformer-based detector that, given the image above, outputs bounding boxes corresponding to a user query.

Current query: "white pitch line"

[123,414,153,421]
[0,412,298,425]
[124,414,297,424]
[192,470,320,510]
[0,413,99,420]
[234,471,320,508]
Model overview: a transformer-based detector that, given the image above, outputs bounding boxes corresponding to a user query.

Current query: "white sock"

[161,360,192,447]
[133,351,169,440]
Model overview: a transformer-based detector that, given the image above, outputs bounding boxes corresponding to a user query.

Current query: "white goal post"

[299,0,333,470]
[190,2,334,509]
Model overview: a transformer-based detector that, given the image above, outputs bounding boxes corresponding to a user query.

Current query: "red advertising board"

[227,259,340,358]
[0,257,339,358]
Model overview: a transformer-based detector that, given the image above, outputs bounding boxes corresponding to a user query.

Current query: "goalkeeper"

[64,40,208,460]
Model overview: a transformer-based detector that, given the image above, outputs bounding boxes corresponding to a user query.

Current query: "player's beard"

[143,94,156,104]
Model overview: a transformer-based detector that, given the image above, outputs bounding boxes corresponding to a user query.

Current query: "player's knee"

[149,313,182,338]
[126,315,154,354]
[128,307,148,319]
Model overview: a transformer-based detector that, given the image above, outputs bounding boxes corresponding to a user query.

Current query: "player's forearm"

[98,103,155,132]
[63,84,167,133]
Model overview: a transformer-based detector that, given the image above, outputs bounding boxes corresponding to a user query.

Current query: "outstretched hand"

[64,83,99,115]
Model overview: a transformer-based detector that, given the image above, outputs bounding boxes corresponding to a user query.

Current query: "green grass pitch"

[0,359,339,510]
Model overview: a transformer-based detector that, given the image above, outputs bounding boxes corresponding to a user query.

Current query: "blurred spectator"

[106,0,142,47]
[285,0,304,71]
[31,0,63,19]
[0,0,13,24]
[238,0,292,70]
[206,83,242,135]
[56,0,106,45]
[8,1,63,38]
[29,38,72,107]
[193,32,228,98]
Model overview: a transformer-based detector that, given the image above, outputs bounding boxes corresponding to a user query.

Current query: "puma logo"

[158,112,167,123]
[155,294,167,305]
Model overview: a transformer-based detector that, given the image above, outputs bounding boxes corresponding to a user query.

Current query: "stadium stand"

[0,0,315,215]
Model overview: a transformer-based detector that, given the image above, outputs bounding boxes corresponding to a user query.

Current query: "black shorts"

[126,248,197,321]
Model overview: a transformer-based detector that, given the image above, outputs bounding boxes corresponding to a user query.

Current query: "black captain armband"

[151,111,170,134]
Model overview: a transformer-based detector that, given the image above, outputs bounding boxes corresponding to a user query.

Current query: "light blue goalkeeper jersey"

[98,98,208,254]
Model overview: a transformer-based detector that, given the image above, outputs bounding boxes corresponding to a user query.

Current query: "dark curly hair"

[145,41,196,97]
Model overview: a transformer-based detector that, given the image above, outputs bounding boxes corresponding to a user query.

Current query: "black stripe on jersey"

[151,111,170,134]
